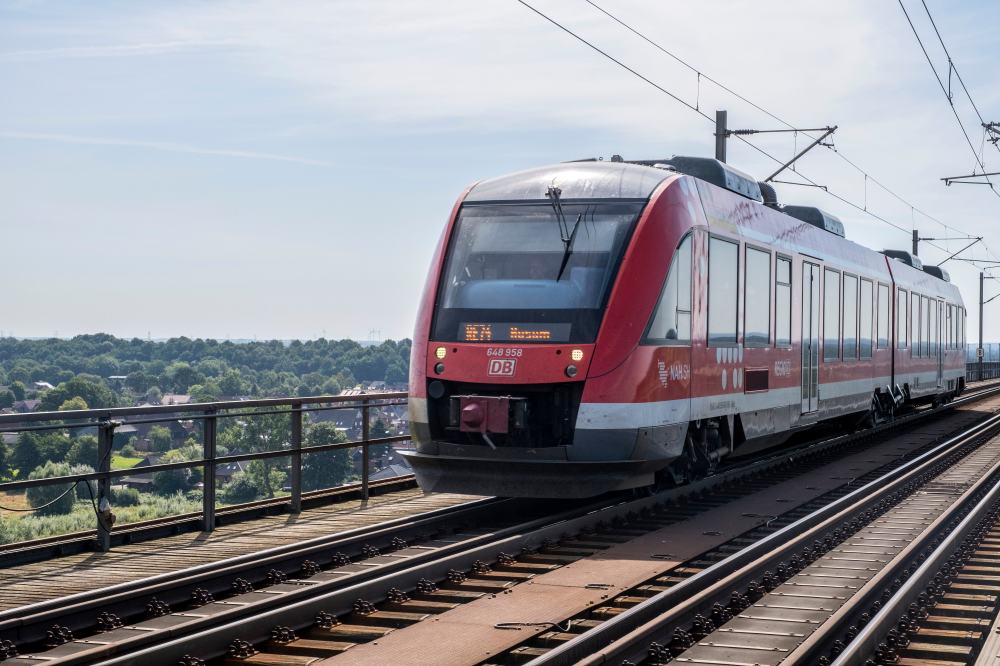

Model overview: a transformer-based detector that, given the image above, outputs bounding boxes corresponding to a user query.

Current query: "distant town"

[0,334,411,544]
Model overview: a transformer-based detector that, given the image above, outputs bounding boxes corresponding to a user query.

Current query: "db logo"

[488,359,516,376]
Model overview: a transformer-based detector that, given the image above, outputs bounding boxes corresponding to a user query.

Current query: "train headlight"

[434,362,445,375]
[565,364,578,378]
[571,349,584,361]
[435,346,447,359]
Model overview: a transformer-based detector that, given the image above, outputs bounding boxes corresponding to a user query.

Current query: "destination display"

[460,322,572,342]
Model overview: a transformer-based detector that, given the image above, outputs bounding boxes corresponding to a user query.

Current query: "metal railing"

[0,392,408,551]
[968,362,1000,381]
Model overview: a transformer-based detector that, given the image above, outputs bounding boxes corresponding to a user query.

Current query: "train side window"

[744,247,771,347]
[897,289,908,349]
[775,256,792,347]
[911,293,920,357]
[823,268,841,361]
[842,274,858,359]
[946,305,953,349]
[708,237,739,346]
[877,284,890,349]
[860,279,873,359]
[645,235,692,344]
[922,296,931,357]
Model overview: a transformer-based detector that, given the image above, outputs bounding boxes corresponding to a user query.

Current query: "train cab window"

[823,268,841,361]
[860,278,873,359]
[897,289,908,349]
[646,235,692,344]
[911,293,921,357]
[744,247,771,347]
[775,256,792,347]
[708,237,739,345]
[877,284,890,349]
[842,274,858,359]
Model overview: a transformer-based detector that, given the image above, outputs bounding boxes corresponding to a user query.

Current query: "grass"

[111,455,144,470]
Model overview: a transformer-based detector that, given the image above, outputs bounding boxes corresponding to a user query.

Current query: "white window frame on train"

[775,254,792,348]
[877,283,890,349]
[744,244,771,348]
[911,292,921,358]
[897,289,908,350]
[644,233,692,345]
[842,273,858,360]
[707,235,740,347]
[860,278,873,359]
[823,267,841,362]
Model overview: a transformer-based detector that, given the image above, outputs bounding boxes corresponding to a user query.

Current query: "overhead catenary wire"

[582,0,1000,267]
[515,0,988,265]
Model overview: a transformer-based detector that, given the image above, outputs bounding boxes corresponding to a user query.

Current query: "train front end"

[402,162,674,498]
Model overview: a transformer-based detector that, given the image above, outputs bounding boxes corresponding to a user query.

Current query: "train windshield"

[432,201,643,343]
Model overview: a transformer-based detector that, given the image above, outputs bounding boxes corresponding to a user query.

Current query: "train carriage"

[402,157,966,498]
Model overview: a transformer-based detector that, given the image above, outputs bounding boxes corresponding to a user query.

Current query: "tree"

[163,362,202,393]
[384,361,407,384]
[146,386,162,405]
[188,382,219,403]
[66,435,98,467]
[39,376,116,411]
[0,391,13,409]
[220,471,260,504]
[369,418,393,461]
[59,396,89,412]
[148,426,173,453]
[25,461,76,515]
[0,441,9,480]
[9,381,25,401]
[11,432,67,477]
[152,468,190,495]
[303,423,354,491]
[218,370,247,397]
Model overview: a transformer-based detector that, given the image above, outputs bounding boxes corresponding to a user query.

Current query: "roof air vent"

[882,250,924,271]
[758,181,779,208]
[922,265,951,281]
[629,156,762,202]
[781,205,846,238]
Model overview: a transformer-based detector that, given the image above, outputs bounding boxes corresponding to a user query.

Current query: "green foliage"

[12,432,68,477]
[0,390,14,408]
[111,486,142,506]
[220,471,260,504]
[146,386,162,405]
[303,423,353,491]
[153,468,190,495]
[66,435,98,467]
[148,426,173,453]
[39,376,116,411]
[58,396,89,412]
[70,464,95,500]
[369,418,393,459]
[163,362,203,393]
[25,461,76,515]
[9,381,25,401]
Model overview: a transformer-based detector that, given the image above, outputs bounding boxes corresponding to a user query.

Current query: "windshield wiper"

[555,213,582,281]
[545,186,582,281]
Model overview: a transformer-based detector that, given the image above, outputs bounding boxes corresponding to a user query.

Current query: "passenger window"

[646,235,692,343]
[911,293,920,357]
[842,274,858,359]
[922,296,931,357]
[860,279,873,359]
[708,237,739,345]
[897,290,908,349]
[824,268,840,361]
[744,247,771,347]
[877,284,889,349]
[775,257,792,347]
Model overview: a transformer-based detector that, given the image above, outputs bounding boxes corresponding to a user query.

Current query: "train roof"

[465,161,669,202]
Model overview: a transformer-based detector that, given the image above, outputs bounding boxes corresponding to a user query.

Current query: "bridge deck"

[0,486,479,613]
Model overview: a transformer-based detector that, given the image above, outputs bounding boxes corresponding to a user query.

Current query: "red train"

[401,156,967,498]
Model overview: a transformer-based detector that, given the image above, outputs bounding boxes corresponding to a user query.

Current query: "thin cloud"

[0,131,330,166]
[0,40,241,61]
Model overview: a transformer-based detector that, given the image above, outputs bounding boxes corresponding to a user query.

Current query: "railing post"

[362,402,370,502]
[202,409,217,532]
[96,419,114,552]
[290,402,302,514]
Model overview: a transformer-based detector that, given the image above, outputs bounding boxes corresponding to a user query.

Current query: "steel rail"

[828,470,1000,664]
[0,495,506,645]
[530,409,1000,665]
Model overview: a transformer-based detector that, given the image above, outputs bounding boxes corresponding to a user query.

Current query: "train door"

[937,299,944,387]
[801,262,820,413]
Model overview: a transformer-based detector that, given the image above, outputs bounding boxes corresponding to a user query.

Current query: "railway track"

[4,383,1000,665]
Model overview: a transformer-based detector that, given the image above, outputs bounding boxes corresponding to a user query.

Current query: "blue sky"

[3,0,1000,341]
